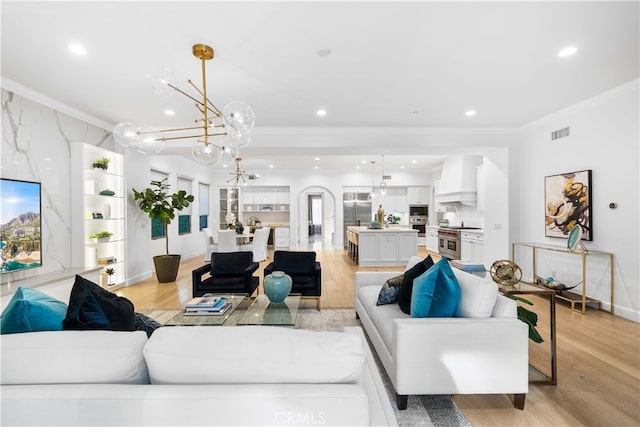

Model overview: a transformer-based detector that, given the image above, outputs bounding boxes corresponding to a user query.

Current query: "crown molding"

[1,77,113,131]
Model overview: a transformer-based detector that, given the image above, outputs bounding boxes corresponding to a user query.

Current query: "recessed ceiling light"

[316,48,332,57]
[361,160,367,164]
[411,160,417,164]
[222,164,228,168]
[314,157,320,161]
[355,166,361,170]
[558,46,578,57]
[316,109,327,117]
[465,110,477,117]
[400,165,405,169]
[164,109,175,116]
[68,43,87,55]
[269,164,275,168]
[314,166,319,170]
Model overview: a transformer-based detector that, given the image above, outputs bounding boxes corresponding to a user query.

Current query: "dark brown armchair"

[264,250,322,310]
[192,251,259,297]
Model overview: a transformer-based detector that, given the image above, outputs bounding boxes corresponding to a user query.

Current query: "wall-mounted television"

[1,178,42,274]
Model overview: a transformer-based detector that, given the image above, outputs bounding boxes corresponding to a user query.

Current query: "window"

[199,182,210,230]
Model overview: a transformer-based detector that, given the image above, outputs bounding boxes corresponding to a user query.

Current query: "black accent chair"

[192,251,259,298]
[263,251,322,310]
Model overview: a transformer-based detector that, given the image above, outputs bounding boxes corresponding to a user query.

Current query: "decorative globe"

[263,271,292,303]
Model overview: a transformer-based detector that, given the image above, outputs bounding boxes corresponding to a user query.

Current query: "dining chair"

[202,228,218,261]
[217,229,239,252]
[249,227,271,262]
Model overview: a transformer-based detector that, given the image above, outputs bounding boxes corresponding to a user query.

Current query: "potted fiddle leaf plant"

[133,178,194,283]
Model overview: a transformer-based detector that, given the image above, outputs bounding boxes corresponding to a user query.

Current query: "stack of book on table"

[451,259,486,273]
[184,296,231,316]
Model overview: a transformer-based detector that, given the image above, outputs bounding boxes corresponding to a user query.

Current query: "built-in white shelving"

[71,142,126,289]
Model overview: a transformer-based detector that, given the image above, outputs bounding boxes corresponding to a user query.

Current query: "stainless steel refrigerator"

[343,192,373,248]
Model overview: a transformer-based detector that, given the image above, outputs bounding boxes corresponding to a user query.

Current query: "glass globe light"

[112,122,138,148]
[227,129,251,148]
[192,140,222,165]
[220,144,239,165]
[148,68,176,97]
[223,101,255,133]
[133,127,164,154]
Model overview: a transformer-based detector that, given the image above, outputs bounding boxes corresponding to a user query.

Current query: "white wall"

[1,89,119,284]
[517,79,639,321]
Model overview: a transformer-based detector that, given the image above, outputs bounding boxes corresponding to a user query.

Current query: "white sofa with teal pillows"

[354,255,529,410]
[1,276,398,426]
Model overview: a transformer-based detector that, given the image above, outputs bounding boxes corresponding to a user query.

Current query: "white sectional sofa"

[354,256,529,410]
[2,325,397,426]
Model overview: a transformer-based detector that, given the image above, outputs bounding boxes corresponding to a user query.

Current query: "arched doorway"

[297,186,337,249]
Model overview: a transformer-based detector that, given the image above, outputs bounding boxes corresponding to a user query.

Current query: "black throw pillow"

[134,312,162,337]
[63,275,136,331]
[397,255,435,314]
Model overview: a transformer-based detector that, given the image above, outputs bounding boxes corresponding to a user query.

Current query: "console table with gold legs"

[498,282,557,385]
[512,242,614,315]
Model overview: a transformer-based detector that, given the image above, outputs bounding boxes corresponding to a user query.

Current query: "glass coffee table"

[235,293,301,327]
[151,293,302,327]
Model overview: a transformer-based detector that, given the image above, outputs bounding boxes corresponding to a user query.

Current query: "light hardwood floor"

[117,249,640,427]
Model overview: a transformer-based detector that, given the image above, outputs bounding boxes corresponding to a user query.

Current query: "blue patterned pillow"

[376,274,405,305]
[410,257,461,318]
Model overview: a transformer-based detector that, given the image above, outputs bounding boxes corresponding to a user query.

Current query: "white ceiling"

[2,1,638,174]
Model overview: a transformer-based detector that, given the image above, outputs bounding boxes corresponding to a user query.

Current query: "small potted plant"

[89,231,113,243]
[105,267,115,286]
[92,157,110,171]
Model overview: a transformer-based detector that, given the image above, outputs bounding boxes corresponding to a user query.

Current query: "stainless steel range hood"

[436,155,483,205]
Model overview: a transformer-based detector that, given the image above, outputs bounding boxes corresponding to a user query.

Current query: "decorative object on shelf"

[567,224,588,252]
[99,189,115,196]
[105,267,115,286]
[89,231,113,243]
[535,275,581,292]
[132,178,194,283]
[247,216,261,226]
[92,212,104,219]
[235,221,244,235]
[112,43,255,166]
[544,169,592,240]
[263,271,293,303]
[92,157,110,170]
[489,260,522,286]
[103,203,111,220]
[225,212,237,229]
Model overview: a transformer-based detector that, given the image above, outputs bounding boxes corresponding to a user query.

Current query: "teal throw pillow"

[1,286,68,334]
[376,274,405,305]
[410,257,461,318]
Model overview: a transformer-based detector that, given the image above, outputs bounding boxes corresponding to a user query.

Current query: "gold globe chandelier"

[112,43,255,165]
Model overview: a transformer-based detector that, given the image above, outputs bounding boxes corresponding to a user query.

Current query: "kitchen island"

[347,226,418,266]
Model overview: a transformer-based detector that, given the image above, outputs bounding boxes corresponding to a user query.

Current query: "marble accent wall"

[1,89,119,283]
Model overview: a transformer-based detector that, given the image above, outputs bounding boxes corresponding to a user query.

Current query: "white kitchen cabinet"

[432,181,445,213]
[70,142,126,289]
[407,186,429,205]
[425,226,439,253]
[274,227,290,249]
[461,231,484,265]
[350,227,417,266]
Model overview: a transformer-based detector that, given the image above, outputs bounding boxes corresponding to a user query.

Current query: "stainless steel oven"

[410,216,427,236]
[438,228,461,260]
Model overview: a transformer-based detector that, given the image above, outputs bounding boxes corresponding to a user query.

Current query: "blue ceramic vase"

[263,271,292,303]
